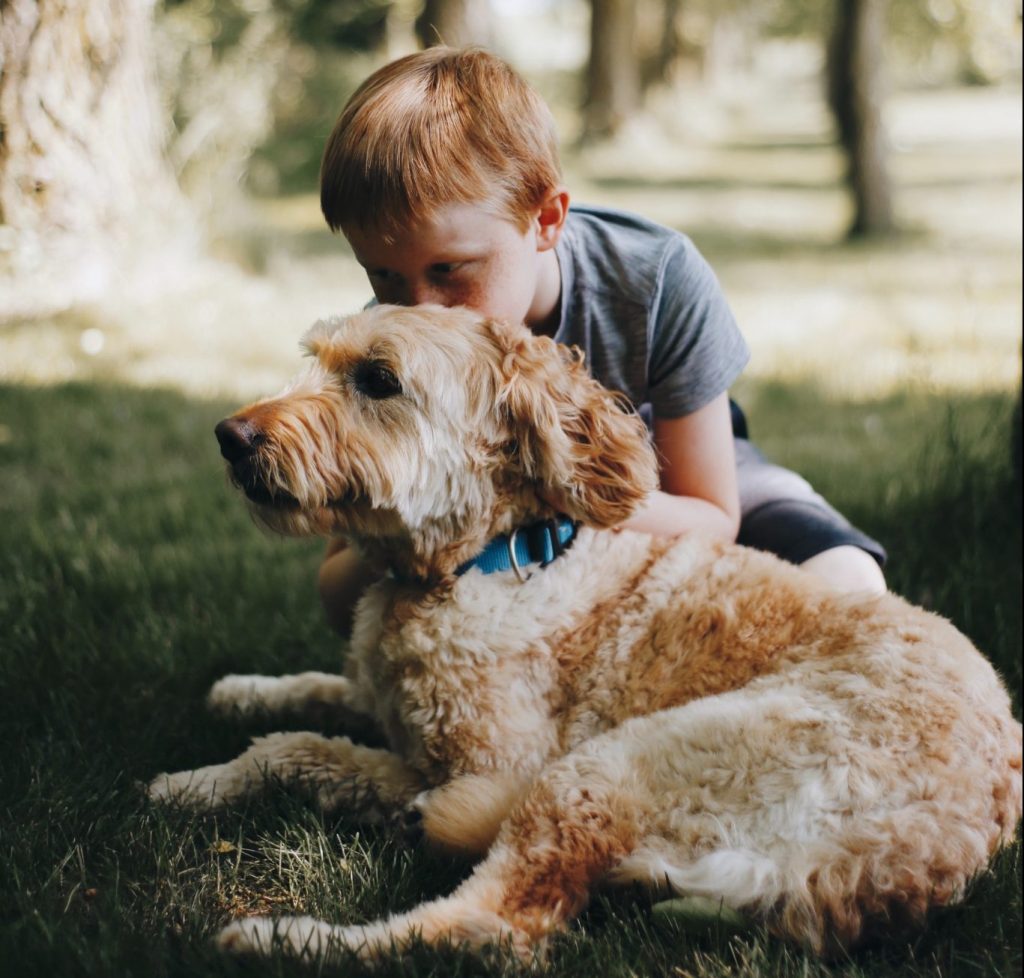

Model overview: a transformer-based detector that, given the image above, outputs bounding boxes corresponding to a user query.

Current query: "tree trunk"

[582,0,641,142]
[415,0,492,49]
[0,0,195,320]
[639,0,683,93]
[1013,381,1022,509]
[826,0,895,238]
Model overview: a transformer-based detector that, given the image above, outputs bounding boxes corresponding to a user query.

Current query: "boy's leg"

[800,545,886,594]
[319,539,380,638]
[733,437,887,595]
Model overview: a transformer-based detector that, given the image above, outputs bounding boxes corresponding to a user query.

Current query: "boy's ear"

[534,187,570,252]
[485,319,658,528]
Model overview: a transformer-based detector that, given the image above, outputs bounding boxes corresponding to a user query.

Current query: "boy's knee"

[800,545,886,595]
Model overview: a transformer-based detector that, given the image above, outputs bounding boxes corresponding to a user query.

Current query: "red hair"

[320,48,561,241]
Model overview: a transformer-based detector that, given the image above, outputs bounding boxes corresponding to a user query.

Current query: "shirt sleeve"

[647,235,750,418]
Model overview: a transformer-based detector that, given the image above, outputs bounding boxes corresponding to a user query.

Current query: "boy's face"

[343,199,562,330]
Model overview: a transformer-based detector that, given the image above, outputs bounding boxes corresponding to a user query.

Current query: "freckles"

[441,271,493,312]
[456,281,488,308]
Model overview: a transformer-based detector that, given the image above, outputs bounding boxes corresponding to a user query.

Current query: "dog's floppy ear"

[485,319,659,528]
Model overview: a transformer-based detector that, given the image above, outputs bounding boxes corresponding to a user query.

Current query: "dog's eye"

[354,360,403,399]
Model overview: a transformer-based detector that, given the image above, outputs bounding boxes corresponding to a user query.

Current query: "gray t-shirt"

[552,204,750,420]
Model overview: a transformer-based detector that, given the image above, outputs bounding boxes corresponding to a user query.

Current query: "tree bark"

[581,0,641,142]
[827,0,895,237]
[0,0,195,319]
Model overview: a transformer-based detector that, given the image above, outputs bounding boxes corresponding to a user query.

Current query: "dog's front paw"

[207,674,279,717]
[218,915,330,959]
[217,916,277,955]
[146,763,235,810]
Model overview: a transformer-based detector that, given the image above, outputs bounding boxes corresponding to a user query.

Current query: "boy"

[317,47,886,637]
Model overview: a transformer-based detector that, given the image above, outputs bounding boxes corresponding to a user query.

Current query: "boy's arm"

[617,392,740,542]
[319,539,380,639]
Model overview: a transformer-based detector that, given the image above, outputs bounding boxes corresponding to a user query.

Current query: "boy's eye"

[430,262,462,276]
[354,360,403,400]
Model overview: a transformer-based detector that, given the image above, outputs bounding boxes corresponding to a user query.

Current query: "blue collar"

[456,516,579,581]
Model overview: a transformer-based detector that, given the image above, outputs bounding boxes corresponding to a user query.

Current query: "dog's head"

[215,305,657,579]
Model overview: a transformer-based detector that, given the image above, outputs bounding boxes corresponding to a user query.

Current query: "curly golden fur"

[149,304,1022,964]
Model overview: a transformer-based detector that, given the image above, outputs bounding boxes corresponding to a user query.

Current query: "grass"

[0,378,1019,977]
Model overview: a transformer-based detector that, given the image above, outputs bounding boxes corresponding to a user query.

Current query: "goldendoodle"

[149,304,1022,963]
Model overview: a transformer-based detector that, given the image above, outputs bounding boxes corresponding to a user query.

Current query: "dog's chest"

[373,602,561,779]
[351,541,648,779]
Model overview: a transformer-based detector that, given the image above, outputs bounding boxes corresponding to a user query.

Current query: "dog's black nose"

[215,417,260,462]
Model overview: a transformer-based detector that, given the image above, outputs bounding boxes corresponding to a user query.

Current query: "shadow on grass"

[0,379,1019,978]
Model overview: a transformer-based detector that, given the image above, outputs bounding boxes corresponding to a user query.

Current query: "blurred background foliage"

[0,0,1019,397]
[150,0,1023,201]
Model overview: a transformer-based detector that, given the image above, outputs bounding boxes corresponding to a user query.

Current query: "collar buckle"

[506,527,532,583]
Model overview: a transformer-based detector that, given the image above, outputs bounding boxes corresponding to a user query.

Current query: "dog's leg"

[147,732,425,817]
[207,672,373,727]
[218,753,644,962]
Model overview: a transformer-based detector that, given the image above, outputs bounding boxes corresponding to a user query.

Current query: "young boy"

[317,47,886,637]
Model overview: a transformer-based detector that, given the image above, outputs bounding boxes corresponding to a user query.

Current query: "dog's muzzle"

[214,417,297,507]
[215,417,262,463]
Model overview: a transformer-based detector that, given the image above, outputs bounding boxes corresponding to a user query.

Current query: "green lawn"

[0,379,1020,977]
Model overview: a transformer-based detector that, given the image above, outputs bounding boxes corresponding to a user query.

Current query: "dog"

[149,303,1022,963]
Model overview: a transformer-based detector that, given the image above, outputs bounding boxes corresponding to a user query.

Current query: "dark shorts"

[730,402,887,568]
